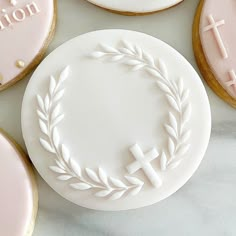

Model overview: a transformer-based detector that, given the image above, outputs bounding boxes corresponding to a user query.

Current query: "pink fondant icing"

[0,131,35,236]
[200,0,236,99]
[0,0,54,87]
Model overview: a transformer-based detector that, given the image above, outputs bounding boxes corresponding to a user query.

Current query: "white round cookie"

[22,30,211,211]
[86,0,184,14]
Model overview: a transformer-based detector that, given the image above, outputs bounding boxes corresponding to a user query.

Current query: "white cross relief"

[203,14,228,59]
[126,144,162,188]
[226,70,236,89]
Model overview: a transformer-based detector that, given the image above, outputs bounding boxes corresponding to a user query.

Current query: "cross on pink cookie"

[203,14,228,59]
[226,70,236,90]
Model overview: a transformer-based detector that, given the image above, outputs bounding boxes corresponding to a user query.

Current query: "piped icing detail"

[0,0,54,89]
[200,0,236,98]
[203,14,228,59]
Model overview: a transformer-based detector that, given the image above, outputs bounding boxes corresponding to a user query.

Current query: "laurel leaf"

[110,190,126,200]
[111,55,124,61]
[39,119,48,135]
[181,130,191,143]
[95,189,112,197]
[37,110,47,120]
[121,40,134,52]
[168,138,175,156]
[125,60,141,66]
[44,95,50,112]
[40,138,55,153]
[169,112,178,132]
[50,166,66,174]
[125,176,143,186]
[168,160,182,170]
[61,144,70,163]
[90,51,105,58]
[49,76,56,96]
[164,125,177,139]
[132,64,145,71]
[182,104,192,123]
[178,78,184,95]
[110,177,127,188]
[100,44,118,53]
[181,89,190,103]
[57,175,72,181]
[85,168,100,183]
[70,183,91,190]
[160,152,167,171]
[167,95,179,111]
[119,47,133,55]
[98,168,108,185]
[59,66,70,84]
[134,45,142,58]
[51,104,60,121]
[143,51,155,66]
[53,89,65,103]
[56,160,66,170]
[51,114,64,128]
[70,159,81,177]
[176,144,190,156]
[52,128,60,148]
[37,95,45,112]
[129,185,142,196]
[158,59,168,78]
[156,80,172,94]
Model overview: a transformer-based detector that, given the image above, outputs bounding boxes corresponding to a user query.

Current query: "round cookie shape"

[86,0,184,15]
[193,0,236,107]
[22,30,211,211]
[0,130,37,235]
[0,0,55,91]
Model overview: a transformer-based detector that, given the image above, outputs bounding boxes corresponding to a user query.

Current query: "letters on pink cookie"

[0,1,40,30]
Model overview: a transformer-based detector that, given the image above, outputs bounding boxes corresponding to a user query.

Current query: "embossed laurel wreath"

[37,40,191,200]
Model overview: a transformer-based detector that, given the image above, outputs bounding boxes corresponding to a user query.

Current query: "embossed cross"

[126,144,162,188]
[203,14,228,59]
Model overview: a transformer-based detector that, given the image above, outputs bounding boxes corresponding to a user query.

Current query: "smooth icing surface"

[0,0,54,88]
[200,0,236,99]
[0,131,35,235]
[86,0,183,13]
[22,30,211,211]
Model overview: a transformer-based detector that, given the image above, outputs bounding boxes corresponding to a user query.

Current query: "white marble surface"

[0,0,236,235]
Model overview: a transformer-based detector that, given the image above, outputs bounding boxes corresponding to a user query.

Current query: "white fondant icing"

[86,0,183,14]
[37,66,144,200]
[22,30,211,211]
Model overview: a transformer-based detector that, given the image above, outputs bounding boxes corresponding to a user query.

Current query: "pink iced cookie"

[194,0,236,107]
[0,0,55,91]
[0,130,37,236]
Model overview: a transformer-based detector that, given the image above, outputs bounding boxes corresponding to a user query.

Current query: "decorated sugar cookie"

[0,129,37,235]
[22,30,211,211]
[193,0,236,107]
[0,0,55,91]
[86,0,184,15]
